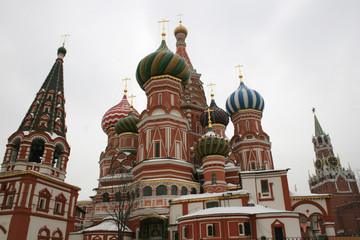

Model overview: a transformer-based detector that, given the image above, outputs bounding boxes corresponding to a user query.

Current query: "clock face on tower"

[315,158,323,171]
[327,155,339,168]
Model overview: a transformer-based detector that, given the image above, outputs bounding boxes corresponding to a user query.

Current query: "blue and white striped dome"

[226,81,265,115]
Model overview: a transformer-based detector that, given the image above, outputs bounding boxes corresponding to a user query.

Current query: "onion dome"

[226,81,265,116]
[174,24,188,37]
[101,95,139,133]
[57,46,67,55]
[114,110,139,134]
[194,128,231,159]
[200,99,229,127]
[136,40,191,90]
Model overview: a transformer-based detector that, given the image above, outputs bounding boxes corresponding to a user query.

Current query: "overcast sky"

[0,0,359,200]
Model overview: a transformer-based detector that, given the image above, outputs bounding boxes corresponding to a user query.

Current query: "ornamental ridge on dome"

[101,93,139,134]
[200,84,229,127]
[194,127,231,160]
[136,20,191,90]
[225,65,265,116]
[114,94,139,134]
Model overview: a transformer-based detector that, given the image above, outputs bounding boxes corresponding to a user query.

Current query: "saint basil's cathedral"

[2,19,357,240]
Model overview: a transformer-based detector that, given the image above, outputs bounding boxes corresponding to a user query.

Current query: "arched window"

[53,144,64,168]
[38,226,50,240]
[51,229,63,240]
[171,185,178,195]
[10,138,21,162]
[143,186,152,197]
[29,139,45,163]
[181,186,187,195]
[190,187,196,194]
[102,193,109,202]
[156,185,167,196]
[115,192,121,202]
[207,224,215,236]
[318,136,323,144]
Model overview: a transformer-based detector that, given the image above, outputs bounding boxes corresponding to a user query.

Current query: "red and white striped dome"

[101,95,139,133]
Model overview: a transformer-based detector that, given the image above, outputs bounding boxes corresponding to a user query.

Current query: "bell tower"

[0,43,80,240]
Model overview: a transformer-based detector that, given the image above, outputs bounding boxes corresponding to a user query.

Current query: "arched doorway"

[139,214,168,240]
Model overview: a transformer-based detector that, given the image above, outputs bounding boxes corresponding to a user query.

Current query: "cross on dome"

[122,77,131,96]
[158,19,169,40]
[129,94,136,111]
[61,34,70,47]
[177,13,184,25]
[235,64,244,82]
[207,83,216,100]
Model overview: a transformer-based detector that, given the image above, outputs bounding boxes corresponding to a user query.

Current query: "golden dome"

[174,24,188,37]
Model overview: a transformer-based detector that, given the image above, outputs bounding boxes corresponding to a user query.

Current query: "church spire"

[18,46,67,137]
[174,16,194,72]
[312,108,325,136]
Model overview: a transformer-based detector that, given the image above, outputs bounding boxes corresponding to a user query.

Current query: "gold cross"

[204,108,213,128]
[158,19,170,40]
[61,34,70,47]
[207,83,216,99]
[122,77,131,96]
[129,94,136,111]
[235,64,244,82]
[177,14,184,24]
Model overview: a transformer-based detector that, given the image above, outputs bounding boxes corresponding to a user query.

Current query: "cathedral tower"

[225,68,274,171]
[174,20,208,160]
[0,45,79,240]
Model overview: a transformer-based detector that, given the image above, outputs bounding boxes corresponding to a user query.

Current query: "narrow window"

[239,223,244,235]
[251,162,256,170]
[55,202,62,213]
[6,195,13,206]
[207,224,214,236]
[183,226,188,238]
[39,198,46,209]
[171,94,174,105]
[155,142,160,157]
[261,180,269,193]
[212,173,216,185]
[244,222,251,235]
[190,187,196,194]
[246,120,250,131]
[158,93,162,105]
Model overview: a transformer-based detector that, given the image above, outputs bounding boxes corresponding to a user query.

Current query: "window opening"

[206,202,219,208]
[156,185,167,196]
[181,186,187,195]
[155,142,160,157]
[261,180,269,193]
[171,185,178,195]
[211,173,216,185]
[29,139,45,163]
[143,186,152,196]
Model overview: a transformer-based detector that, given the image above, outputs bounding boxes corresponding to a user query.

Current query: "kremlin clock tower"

[309,109,360,236]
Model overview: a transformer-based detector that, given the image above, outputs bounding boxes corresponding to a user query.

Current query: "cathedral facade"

[0,22,338,240]
[71,22,336,240]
